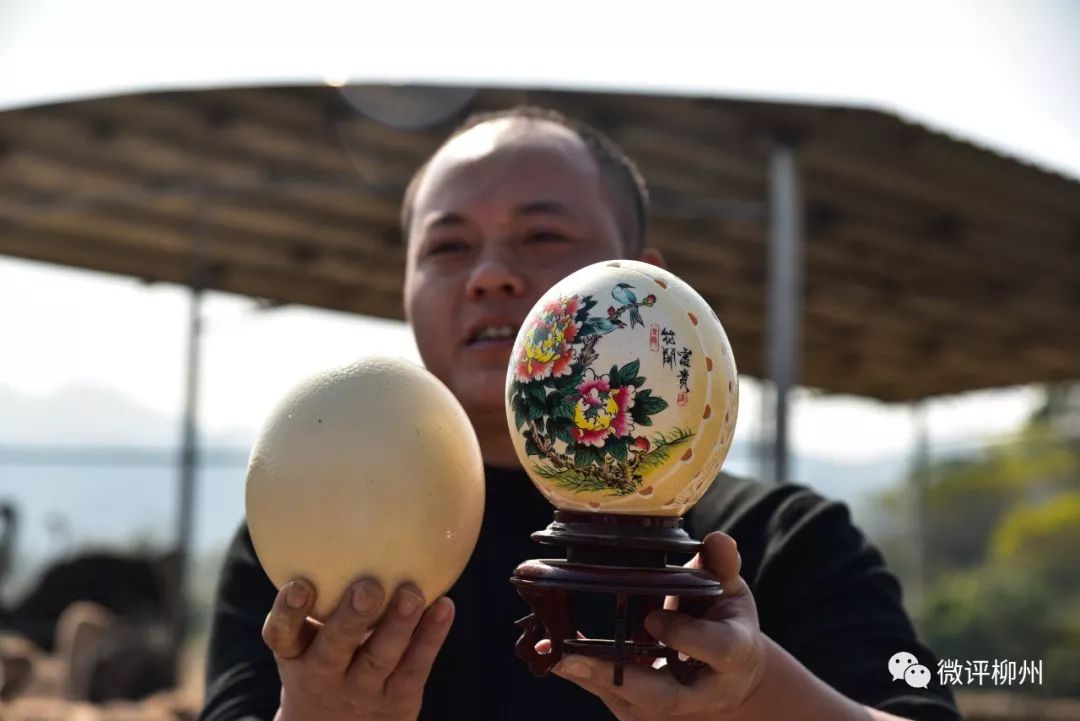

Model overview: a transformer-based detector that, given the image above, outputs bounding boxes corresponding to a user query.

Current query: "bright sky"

[1,0,1073,464]
[2,0,1078,176]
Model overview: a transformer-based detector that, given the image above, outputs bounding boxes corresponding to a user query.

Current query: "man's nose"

[465,253,526,300]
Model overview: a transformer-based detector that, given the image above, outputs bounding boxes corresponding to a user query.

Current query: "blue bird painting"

[612,283,644,328]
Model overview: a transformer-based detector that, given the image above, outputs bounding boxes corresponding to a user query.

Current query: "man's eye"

[525,231,570,244]
[427,239,470,255]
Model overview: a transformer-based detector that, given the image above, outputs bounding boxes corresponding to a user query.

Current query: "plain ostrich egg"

[505,260,738,516]
[246,356,485,620]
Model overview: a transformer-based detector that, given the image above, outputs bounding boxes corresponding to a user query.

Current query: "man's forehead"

[411,118,605,227]
[421,119,595,189]
[435,117,588,166]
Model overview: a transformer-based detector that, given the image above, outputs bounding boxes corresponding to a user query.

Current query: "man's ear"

[636,246,667,269]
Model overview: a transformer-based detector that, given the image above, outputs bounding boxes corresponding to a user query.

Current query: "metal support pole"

[764,143,804,484]
[170,197,209,680]
[172,284,202,674]
[910,401,930,610]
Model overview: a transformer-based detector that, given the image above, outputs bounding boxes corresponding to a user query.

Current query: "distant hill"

[0,383,185,446]
[0,382,252,447]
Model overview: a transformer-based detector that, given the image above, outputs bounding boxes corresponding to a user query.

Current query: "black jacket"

[200,467,962,721]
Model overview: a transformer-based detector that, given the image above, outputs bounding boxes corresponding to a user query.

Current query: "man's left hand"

[551,532,767,721]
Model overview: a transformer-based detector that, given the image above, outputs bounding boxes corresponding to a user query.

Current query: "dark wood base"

[510,511,722,686]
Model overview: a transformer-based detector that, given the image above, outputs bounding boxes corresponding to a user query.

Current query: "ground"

[1,637,1077,721]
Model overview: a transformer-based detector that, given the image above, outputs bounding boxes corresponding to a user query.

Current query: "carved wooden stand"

[510,511,722,686]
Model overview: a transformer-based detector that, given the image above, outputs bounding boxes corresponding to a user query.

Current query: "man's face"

[403,119,627,418]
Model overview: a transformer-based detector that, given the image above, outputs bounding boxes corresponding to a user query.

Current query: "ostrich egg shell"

[505,260,738,516]
[246,356,485,620]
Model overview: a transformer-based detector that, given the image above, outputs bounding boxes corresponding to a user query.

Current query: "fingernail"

[645,613,665,638]
[286,581,308,609]
[397,589,421,616]
[558,660,592,680]
[352,581,379,612]
[432,598,451,623]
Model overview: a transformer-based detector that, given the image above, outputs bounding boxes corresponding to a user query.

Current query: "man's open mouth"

[467,324,519,345]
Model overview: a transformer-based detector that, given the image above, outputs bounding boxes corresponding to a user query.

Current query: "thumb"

[665,533,741,611]
[700,532,741,586]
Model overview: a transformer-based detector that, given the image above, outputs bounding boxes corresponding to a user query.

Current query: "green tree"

[875,383,1080,696]
[992,490,1080,590]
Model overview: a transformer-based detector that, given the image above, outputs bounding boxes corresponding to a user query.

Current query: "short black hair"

[399,106,650,253]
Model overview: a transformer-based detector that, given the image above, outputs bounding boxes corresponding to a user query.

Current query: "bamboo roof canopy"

[1,84,1078,402]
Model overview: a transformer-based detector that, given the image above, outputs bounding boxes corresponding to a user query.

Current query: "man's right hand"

[261,577,454,721]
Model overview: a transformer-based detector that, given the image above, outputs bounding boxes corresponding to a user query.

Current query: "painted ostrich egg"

[505,260,738,516]
[246,356,485,620]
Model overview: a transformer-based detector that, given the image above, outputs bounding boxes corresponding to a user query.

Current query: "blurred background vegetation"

[875,383,1080,697]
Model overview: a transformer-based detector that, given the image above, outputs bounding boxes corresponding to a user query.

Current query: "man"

[199,107,963,721]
